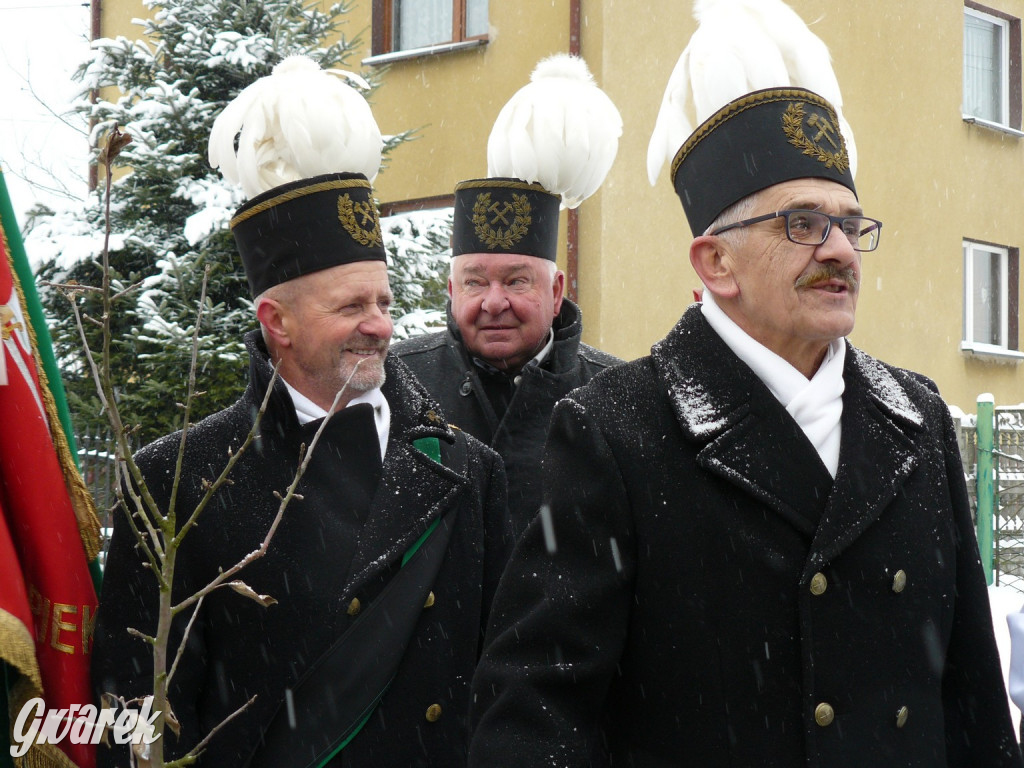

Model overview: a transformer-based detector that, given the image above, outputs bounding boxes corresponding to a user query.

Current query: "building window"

[372,0,488,56]
[963,239,1020,354]
[963,3,1022,130]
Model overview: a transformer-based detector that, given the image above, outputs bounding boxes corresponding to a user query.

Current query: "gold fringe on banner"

[0,609,42,691]
[14,745,82,768]
[9,678,82,768]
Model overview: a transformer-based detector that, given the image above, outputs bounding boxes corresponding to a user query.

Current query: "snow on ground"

[991,580,1024,732]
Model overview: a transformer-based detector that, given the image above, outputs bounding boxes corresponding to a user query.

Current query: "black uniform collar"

[244,329,302,434]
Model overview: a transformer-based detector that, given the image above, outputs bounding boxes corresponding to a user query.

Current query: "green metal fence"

[958,400,1024,590]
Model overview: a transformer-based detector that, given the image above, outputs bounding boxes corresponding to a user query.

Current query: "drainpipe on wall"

[566,0,581,302]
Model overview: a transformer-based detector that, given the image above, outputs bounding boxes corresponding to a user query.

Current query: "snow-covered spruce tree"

[384,208,451,340]
[34,0,444,450]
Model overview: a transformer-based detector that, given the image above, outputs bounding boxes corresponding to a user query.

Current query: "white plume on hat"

[646,0,857,186]
[209,55,383,198]
[487,53,622,210]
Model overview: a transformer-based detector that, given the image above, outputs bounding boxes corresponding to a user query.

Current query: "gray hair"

[703,191,764,249]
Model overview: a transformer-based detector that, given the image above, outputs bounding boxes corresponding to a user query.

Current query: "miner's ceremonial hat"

[451,53,621,261]
[452,178,561,261]
[670,87,857,237]
[230,172,385,298]
[208,55,386,296]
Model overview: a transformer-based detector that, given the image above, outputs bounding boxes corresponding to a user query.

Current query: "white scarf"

[701,292,845,477]
[283,378,391,461]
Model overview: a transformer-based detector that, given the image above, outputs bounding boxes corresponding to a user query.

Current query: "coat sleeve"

[91,462,208,767]
[1008,606,1024,743]
[938,406,1024,766]
[469,396,634,767]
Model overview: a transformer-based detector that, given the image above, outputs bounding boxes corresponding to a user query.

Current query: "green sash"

[246,435,464,768]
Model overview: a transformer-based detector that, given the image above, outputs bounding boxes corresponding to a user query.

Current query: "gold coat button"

[425,703,442,722]
[347,597,361,616]
[424,591,435,608]
[814,702,835,727]
[892,570,907,593]
[810,572,828,596]
[896,706,909,728]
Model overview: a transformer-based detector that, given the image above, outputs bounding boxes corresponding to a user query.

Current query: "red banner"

[1,227,98,767]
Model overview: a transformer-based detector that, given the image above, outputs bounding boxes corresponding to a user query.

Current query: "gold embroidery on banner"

[49,603,77,654]
[82,603,96,655]
[337,194,383,247]
[782,102,849,173]
[1,304,24,340]
[472,192,532,250]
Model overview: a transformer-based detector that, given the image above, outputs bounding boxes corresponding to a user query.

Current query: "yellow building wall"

[100,0,1024,412]
[795,0,1024,412]
[588,0,1024,413]
[361,3,574,202]
[100,0,148,43]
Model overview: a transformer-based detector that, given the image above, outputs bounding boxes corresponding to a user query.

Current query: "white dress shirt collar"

[283,378,391,461]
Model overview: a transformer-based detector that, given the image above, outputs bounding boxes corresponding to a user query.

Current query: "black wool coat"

[469,305,1022,768]
[93,331,512,768]
[392,299,620,535]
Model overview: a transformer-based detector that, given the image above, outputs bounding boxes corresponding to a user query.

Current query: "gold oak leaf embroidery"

[337,194,383,247]
[471,192,532,250]
[782,102,849,173]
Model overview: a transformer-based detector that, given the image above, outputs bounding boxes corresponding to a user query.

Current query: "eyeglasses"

[709,209,883,252]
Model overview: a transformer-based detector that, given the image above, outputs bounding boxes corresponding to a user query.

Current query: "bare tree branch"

[165,594,203,690]
[170,694,259,767]
[172,359,365,615]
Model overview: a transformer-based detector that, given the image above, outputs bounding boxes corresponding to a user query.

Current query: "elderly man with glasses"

[467,88,1022,768]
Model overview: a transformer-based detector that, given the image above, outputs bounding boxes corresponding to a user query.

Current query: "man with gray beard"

[93,60,511,768]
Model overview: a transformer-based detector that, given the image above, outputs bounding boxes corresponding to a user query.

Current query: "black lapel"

[806,347,924,570]
[341,356,470,595]
[653,307,833,537]
[698,396,834,536]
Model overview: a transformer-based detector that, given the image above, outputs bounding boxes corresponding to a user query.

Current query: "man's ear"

[256,297,292,349]
[690,235,739,300]
[551,268,566,316]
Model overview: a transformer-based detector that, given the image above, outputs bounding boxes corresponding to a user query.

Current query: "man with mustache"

[468,88,1023,767]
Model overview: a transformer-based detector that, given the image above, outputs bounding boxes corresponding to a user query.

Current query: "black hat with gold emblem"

[452,178,560,260]
[671,87,857,237]
[452,54,621,261]
[230,172,385,297]
[208,56,386,296]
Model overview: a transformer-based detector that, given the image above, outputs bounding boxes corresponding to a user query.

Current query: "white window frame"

[962,240,1015,355]
[963,6,1012,128]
